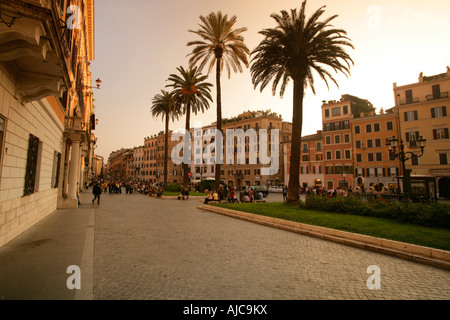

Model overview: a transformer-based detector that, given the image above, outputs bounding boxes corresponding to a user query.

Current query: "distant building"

[321,95,375,189]
[350,109,400,192]
[393,67,450,198]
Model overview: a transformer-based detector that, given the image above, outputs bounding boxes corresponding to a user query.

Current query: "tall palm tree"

[187,11,250,191]
[166,66,213,188]
[151,90,183,186]
[250,1,354,204]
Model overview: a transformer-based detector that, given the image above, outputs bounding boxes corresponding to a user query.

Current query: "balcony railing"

[399,97,419,105]
[65,116,85,131]
[426,92,449,101]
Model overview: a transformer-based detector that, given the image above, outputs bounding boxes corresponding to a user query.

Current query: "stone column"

[68,139,81,201]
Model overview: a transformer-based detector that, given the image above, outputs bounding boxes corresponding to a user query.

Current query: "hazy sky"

[89,0,450,161]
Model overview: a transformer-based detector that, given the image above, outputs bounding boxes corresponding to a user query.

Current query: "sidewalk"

[0,192,95,300]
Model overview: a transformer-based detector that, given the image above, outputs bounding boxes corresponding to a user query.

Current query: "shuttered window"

[24,134,40,196]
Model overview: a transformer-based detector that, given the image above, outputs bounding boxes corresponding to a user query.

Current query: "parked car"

[269,186,283,193]
[249,185,269,197]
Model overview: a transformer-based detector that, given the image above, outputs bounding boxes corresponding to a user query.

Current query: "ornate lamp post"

[385,136,426,200]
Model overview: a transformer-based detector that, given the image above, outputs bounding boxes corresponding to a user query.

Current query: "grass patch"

[163,191,207,197]
[213,202,450,251]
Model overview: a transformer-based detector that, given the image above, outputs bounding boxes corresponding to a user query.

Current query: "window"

[333,122,341,131]
[367,139,373,148]
[335,135,340,144]
[344,134,350,143]
[302,154,309,161]
[405,89,413,104]
[335,150,341,160]
[433,128,449,140]
[376,153,382,161]
[316,142,322,151]
[24,134,40,196]
[316,154,323,161]
[343,120,350,129]
[368,153,374,162]
[375,138,382,148]
[325,136,331,145]
[303,143,308,152]
[387,121,394,130]
[374,123,380,132]
[51,151,61,188]
[411,154,419,166]
[356,154,363,162]
[324,123,331,132]
[324,109,330,117]
[439,153,448,165]
[354,125,360,134]
[404,111,418,121]
[366,124,372,133]
[343,105,348,115]
[332,107,341,116]
[326,151,332,160]
[345,150,351,159]
[325,166,333,174]
[406,131,420,147]
[355,140,361,149]
[431,106,447,118]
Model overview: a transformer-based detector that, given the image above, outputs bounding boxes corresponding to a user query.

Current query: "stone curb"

[198,204,450,271]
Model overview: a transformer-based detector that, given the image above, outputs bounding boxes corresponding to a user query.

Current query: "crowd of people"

[87,179,164,197]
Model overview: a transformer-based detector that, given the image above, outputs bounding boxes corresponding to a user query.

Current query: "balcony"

[399,97,420,105]
[426,92,449,101]
[0,0,71,102]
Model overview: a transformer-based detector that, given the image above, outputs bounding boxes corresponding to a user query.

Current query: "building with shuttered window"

[393,67,450,198]
[0,0,97,247]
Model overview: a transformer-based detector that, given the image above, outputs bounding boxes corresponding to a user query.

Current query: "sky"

[89,0,450,161]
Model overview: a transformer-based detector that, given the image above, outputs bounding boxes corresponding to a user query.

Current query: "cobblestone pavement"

[93,192,450,300]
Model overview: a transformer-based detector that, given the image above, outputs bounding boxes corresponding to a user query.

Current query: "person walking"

[92,182,102,204]
[283,185,288,201]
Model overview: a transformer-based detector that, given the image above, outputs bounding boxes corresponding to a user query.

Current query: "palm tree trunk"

[183,102,191,189]
[214,57,222,191]
[287,78,304,204]
[163,113,169,186]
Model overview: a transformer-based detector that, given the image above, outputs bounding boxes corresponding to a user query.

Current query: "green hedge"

[300,195,450,229]
[164,183,183,192]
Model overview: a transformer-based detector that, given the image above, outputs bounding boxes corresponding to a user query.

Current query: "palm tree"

[250,1,354,204]
[166,66,213,188]
[187,11,250,191]
[151,90,183,186]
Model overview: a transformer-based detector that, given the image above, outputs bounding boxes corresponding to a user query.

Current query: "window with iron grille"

[24,134,40,196]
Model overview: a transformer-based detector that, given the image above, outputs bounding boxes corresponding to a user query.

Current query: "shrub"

[164,183,182,192]
[302,194,450,229]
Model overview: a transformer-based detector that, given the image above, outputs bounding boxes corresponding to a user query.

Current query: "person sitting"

[212,190,219,201]
[204,190,214,204]
[182,188,190,200]
[256,191,264,201]
[242,194,251,203]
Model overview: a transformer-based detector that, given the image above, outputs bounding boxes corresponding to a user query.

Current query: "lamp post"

[385,135,426,200]
[79,78,102,90]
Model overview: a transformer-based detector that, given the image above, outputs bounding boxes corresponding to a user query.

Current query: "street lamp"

[385,135,426,199]
[79,78,102,90]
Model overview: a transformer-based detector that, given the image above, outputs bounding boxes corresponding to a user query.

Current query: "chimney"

[419,72,424,83]
[379,108,384,115]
